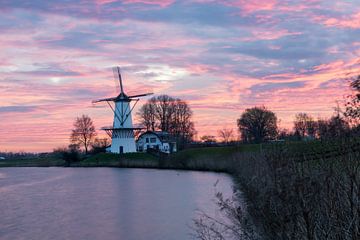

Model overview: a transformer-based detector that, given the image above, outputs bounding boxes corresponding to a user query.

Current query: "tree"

[138,98,157,131]
[293,113,317,139]
[237,106,278,143]
[53,145,80,164]
[70,115,96,154]
[218,128,234,143]
[344,75,360,126]
[155,95,176,132]
[137,95,196,147]
[317,115,349,140]
[91,137,110,154]
[170,99,196,144]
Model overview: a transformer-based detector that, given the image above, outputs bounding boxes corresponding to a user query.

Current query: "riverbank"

[0,144,260,170]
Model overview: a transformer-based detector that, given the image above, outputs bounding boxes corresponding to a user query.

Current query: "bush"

[53,145,81,165]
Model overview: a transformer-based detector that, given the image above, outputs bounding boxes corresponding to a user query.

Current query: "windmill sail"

[128,93,153,98]
[113,66,124,94]
[92,97,117,103]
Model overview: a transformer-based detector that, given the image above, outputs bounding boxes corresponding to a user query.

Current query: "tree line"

[236,75,360,143]
[64,74,360,156]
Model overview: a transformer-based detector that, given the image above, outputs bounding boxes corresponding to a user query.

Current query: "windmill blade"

[112,66,124,94]
[112,67,120,94]
[128,92,153,98]
[92,97,117,103]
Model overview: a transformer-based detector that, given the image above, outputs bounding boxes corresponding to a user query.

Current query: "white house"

[136,131,177,154]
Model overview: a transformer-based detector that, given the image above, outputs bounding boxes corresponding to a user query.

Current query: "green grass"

[0,157,65,167]
[0,144,261,170]
[172,144,261,161]
[70,152,159,167]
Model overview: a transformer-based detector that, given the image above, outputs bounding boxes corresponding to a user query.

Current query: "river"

[0,167,233,240]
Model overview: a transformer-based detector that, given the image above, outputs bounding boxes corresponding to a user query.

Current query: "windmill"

[92,67,153,153]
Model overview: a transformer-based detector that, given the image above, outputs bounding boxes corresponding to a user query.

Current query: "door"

[119,146,124,154]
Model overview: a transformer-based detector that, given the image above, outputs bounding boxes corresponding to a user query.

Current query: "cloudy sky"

[1,0,360,152]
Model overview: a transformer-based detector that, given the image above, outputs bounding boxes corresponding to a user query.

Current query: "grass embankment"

[0,144,260,170]
[0,156,65,167]
[70,144,260,171]
[72,152,159,168]
[165,144,260,171]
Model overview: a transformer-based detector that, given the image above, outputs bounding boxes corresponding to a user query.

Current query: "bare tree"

[70,115,96,154]
[91,137,110,154]
[171,99,195,144]
[137,98,157,131]
[237,106,278,143]
[155,95,176,132]
[317,116,349,140]
[218,128,234,143]
[137,95,196,147]
[294,113,317,139]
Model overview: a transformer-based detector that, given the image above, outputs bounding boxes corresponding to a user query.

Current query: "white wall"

[137,133,170,153]
[110,100,137,153]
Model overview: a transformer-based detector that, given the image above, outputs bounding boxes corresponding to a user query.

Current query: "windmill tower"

[93,67,153,153]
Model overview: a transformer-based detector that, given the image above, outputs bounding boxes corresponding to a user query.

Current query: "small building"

[136,131,177,154]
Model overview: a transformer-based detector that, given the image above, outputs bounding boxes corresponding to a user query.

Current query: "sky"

[1,0,360,152]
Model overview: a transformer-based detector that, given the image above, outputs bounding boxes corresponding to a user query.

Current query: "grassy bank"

[0,156,65,167]
[0,144,260,170]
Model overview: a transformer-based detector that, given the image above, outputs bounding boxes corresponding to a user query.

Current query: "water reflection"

[0,168,233,240]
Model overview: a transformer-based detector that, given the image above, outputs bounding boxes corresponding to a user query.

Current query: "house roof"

[137,131,176,143]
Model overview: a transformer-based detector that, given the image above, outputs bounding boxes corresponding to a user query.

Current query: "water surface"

[0,168,233,240]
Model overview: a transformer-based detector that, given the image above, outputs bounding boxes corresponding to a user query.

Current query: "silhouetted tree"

[237,106,278,143]
[138,98,157,131]
[70,115,96,154]
[317,116,350,140]
[53,144,80,164]
[218,128,234,143]
[170,99,196,144]
[294,113,317,139]
[345,75,360,127]
[155,95,176,132]
[137,95,196,147]
[91,137,110,154]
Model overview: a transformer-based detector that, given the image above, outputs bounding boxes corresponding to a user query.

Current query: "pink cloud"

[223,0,277,14]
[315,11,360,29]
[193,0,277,14]
[312,60,345,72]
[250,29,302,40]
[122,0,175,7]
[95,0,118,5]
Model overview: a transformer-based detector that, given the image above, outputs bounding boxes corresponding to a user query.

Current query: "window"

[150,137,156,143]
[146,138,149,143]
